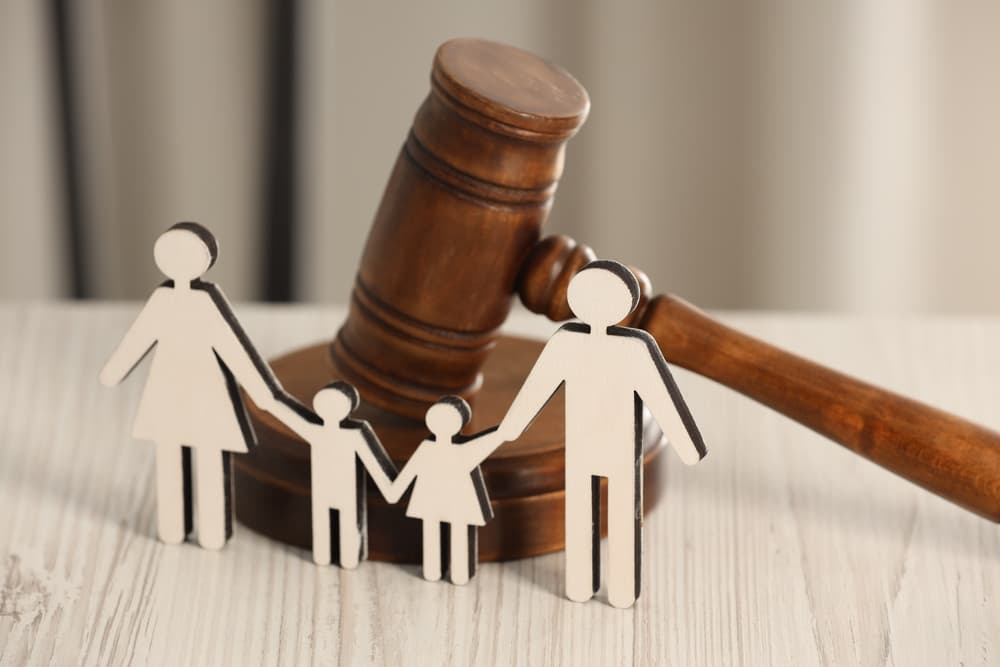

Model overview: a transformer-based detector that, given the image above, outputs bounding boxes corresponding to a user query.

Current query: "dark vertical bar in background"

[49,0,89,298]
[260,0,298,301]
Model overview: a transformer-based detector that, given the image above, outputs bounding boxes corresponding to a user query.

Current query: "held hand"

[382,480,403,504]
[496,420,522,445]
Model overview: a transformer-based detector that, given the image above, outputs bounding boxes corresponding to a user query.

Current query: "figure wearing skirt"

[385,397,506,584]
[100,223,293,550]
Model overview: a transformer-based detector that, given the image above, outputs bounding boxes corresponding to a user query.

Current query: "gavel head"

[331,38,590,419]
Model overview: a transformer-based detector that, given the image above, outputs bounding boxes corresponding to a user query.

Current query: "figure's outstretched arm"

[356,422,398,499]
[99,290,163,387]
[201,283,285,411]
[269,399,322,444]
[633,331,707,465]
[498,335,566,442]
[456,427,506,466]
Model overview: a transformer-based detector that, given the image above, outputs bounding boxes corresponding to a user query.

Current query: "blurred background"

[2,1,999,311]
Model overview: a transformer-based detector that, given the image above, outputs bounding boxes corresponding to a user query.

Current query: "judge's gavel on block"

[236,38,1000,563]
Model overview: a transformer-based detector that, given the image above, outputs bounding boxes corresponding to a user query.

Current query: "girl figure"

[100,222,290,550]
[385,396,506,585]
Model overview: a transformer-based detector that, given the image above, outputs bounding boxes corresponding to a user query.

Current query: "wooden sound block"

[235,334,669,562]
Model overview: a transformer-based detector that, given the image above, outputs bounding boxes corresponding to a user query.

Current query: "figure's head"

[154,222,219,284]
[313,381,360,423]
[567,260,640,329]
[425,395,471,440]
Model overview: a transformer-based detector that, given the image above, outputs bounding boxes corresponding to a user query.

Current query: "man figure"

[498,260,707,608]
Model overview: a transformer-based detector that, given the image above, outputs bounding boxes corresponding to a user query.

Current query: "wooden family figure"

[496,260,708,608]
[101,222,706,608]
[98,222,506,584]
[99,222,306,550]
[274,382,396,569]
[385,397,504,585]
[275,388,503,584]
[270,381,396,569]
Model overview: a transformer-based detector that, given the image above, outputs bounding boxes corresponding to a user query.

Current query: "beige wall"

[3,1,1000,311]
[0,0,64,299]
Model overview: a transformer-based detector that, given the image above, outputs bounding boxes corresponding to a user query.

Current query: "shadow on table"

[0,426,158,543]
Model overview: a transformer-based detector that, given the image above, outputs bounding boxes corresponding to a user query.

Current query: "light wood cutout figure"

[100,222,303,550]
[498,260,707,608]
[385,397,504,585]
[270,382,397,568]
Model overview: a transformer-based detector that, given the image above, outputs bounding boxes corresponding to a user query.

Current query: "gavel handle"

[518,234,1000,520]
[639,293,1000,521]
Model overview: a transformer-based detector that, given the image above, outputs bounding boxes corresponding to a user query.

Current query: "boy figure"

[498,260,707,608]
[272,382,396,568]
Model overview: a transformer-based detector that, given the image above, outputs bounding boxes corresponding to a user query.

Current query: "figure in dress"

[497,259,707,608]
[270,381,397,568]
[100,222,298,550]
[384,397,504,585]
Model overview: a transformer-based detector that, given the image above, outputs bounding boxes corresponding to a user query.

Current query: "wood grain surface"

[1,304,998,665]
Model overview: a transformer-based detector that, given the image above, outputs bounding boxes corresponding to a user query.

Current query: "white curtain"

[71,0,268,300]
[299,0,1000,312]
[3,1,1000,311]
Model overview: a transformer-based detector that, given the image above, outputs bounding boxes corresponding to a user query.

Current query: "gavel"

[236,38,1000,562]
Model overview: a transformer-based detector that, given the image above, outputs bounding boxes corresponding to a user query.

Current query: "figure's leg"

[311,499,332,565]
[195,449,233,550]
[422,521,442,582]
[607,469,642,608]
[449,524,475,585]
[440,523,451,578]
[468,527,478,580]
[182,447,194,536]
[354,459,369,564]
[338,503,362,570]
[565,473,600,602]
[155,443,192,544]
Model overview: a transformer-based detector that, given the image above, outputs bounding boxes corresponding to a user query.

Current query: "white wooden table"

[1,303,998,666]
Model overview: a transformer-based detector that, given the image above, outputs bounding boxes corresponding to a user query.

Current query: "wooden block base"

[235,335,668,562]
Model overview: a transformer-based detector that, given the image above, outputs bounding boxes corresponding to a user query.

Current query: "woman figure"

[100,222,287,550]
[385,396,505,584]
